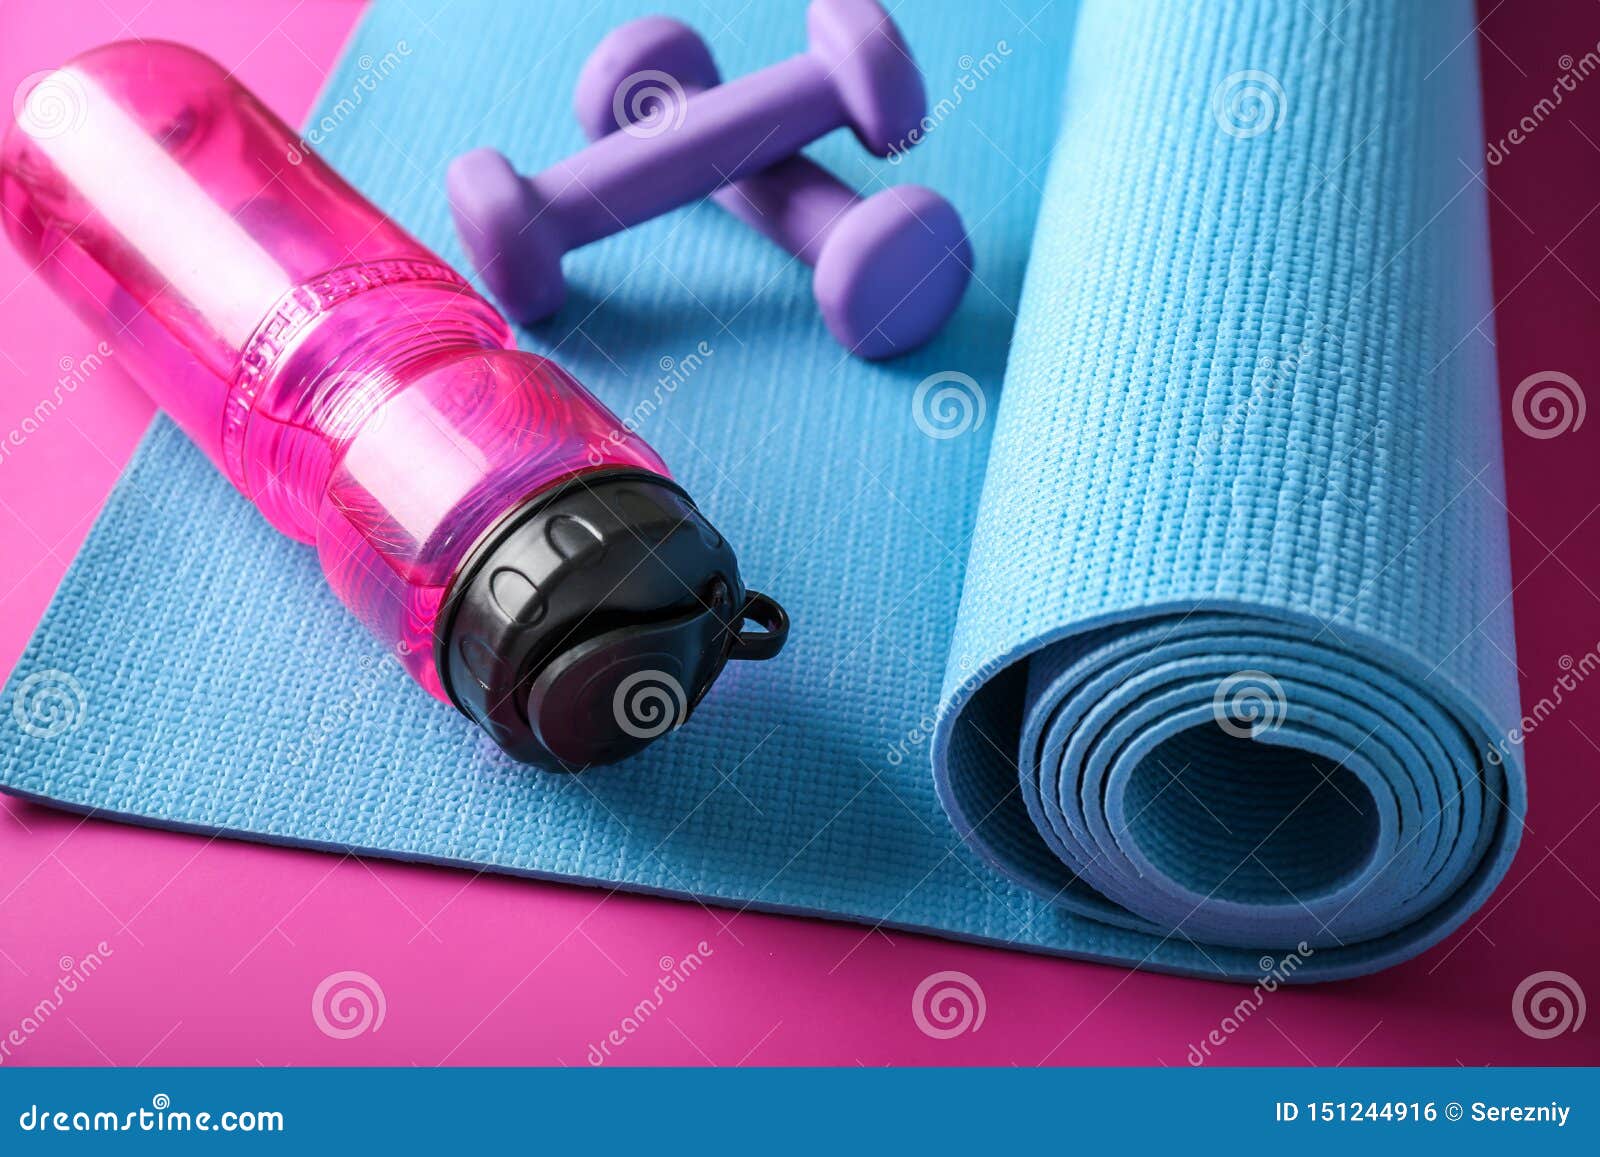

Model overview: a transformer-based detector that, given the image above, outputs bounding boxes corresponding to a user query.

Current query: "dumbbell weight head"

[806,0,924,156]
[576,16,719,142]
[576,16,971,358]
[578,1,922,158]
[447,147,567,322]
[812,184,969,358]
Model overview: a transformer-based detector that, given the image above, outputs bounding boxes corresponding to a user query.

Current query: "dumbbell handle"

[535,54,842,250]
[581,69,860,268]
[710,157,857,266]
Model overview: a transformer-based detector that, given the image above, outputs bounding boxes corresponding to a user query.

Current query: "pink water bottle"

[1,41,787,769]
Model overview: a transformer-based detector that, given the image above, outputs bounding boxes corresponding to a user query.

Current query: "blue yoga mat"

[0,0,1523,982]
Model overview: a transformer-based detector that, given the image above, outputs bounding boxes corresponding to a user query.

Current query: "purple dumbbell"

[574,16,972,358]
[448,0,925,327]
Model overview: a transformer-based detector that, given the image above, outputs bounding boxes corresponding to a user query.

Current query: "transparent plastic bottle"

[2,41,785,768]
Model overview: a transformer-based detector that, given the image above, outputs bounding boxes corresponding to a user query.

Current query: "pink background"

[1,0,1597,1067]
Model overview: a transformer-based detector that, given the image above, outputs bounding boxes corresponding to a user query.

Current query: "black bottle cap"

[434,470,788,769]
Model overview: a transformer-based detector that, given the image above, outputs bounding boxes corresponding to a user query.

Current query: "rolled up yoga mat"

[932,0,1524,969]
[1,0,1522,982]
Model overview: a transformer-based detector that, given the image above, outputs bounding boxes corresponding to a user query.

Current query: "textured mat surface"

[0,0,1523,981]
